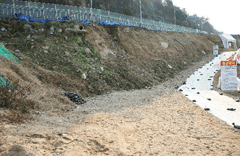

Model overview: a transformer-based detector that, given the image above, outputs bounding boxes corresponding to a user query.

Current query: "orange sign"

[221,61,237,66]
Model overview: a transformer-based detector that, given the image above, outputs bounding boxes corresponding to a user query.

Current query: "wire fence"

[0,0,207,34]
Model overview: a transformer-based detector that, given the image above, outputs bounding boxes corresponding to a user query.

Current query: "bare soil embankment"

[0,18,223,97]
[1,18,240,156]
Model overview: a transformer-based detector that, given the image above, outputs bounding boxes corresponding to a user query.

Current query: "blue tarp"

[13,13,70,23]
[13,13,142,29]
[98,20,134,27]
[81,20,90,24]
[59,16,70,22]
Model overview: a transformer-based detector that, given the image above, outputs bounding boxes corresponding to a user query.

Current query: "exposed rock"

[65,28,75,32]
[38,28,44,32]
[65,51,70,56]
[100,49,116,59]
[42,46,49,50]
[23,24,32,30]
[50,26,54,31]
[49,31,54,35]
[85,48,91,54]
[58,29,62,33]
[1,27,6,32]
[27,35,31,40]
[61,134,71,140]
[82,73,87,79]
[161,42,168,49]
[64,36,68,40]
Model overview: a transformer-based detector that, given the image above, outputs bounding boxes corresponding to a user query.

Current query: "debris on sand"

[204,108,210,111]
[62,92,86,105]
[227,108,236,111]
[232,123,240,129]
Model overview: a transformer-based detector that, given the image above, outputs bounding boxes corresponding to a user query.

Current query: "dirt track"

[1,55,240,156]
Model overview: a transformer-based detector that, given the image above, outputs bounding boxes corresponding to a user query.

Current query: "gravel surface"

[74,55,215,114]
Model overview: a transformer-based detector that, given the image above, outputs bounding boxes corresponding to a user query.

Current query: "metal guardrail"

[0,0,207,34]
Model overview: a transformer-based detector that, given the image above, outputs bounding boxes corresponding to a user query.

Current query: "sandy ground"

[1,56,240,156]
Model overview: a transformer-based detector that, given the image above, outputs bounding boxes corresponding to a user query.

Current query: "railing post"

[79,9,82,21]
[55,4,57,19]
[42,4,45,19]
[12,0,15,15]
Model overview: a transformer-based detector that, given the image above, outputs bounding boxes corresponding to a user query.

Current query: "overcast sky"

[172,0,240,34]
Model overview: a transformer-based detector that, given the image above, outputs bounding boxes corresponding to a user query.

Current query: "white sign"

[221,61,238,91]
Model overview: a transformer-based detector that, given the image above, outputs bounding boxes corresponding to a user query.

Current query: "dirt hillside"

[0,18,223,97]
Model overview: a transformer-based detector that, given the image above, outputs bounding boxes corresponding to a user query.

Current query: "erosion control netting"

[0,45,18,87]
[0,77,7,86]
[0,45,19,61]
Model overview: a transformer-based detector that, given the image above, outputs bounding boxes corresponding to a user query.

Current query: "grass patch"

[102,69,112,77]
[91,48,100,58]
[76,36,82,44]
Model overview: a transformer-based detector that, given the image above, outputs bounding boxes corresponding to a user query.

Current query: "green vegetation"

[91,48,100,58]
